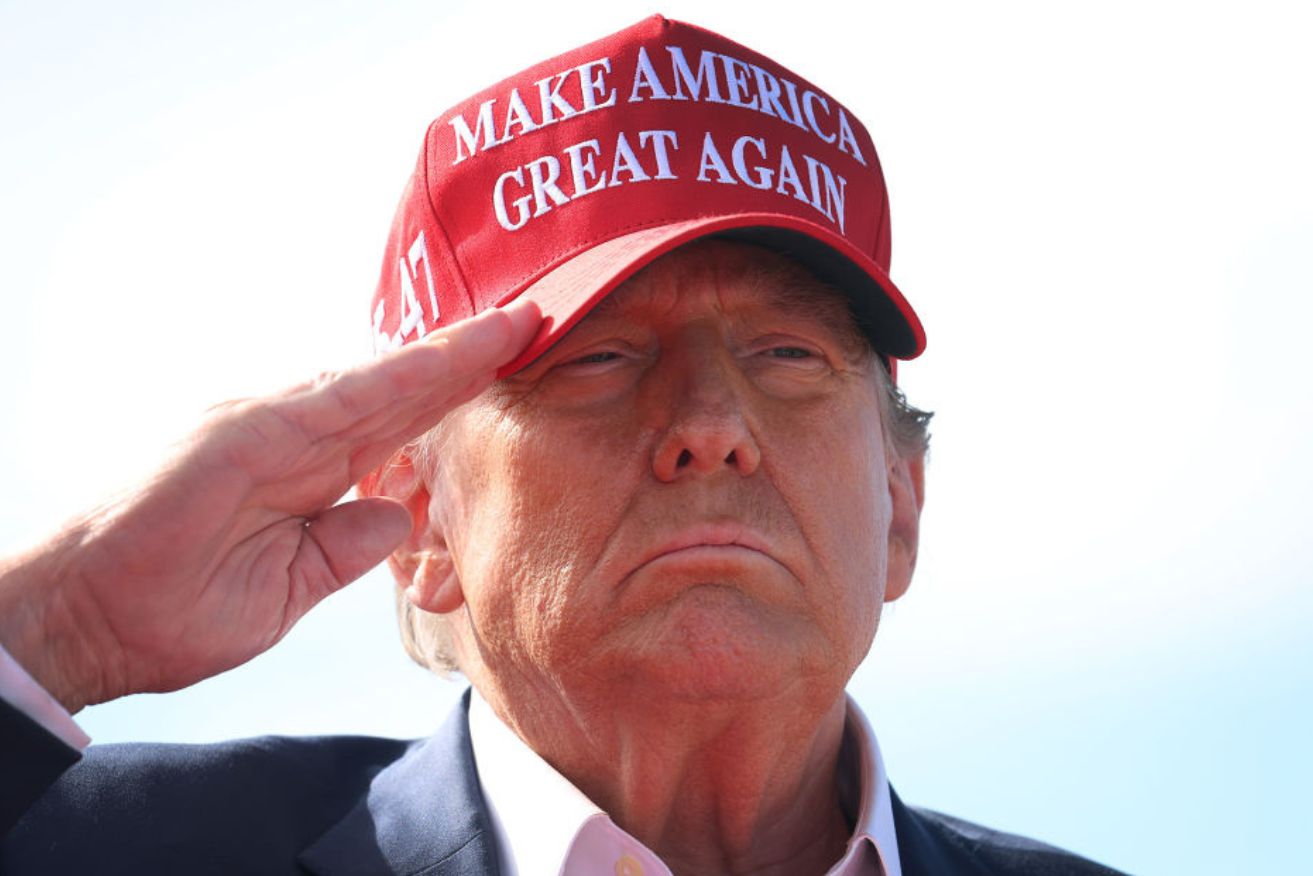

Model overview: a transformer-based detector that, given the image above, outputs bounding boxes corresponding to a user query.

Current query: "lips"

[636,522,775,569]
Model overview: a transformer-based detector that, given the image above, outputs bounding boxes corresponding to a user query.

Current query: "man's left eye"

[571,351,622,365]
[767,346,813,359]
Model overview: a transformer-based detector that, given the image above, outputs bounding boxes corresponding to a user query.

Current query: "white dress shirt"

[0,642,90,750]
[0,641,901,875]
[469,690,902,876]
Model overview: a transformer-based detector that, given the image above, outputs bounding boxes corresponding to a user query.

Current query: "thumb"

[301,497,413,590]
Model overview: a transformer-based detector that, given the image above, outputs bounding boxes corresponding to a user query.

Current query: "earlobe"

[884,451,926,603]
[406,549,465,615]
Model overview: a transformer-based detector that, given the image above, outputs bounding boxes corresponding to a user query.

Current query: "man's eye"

[558,350,631,373]
[570,351,622,365]
[767,346,813,359]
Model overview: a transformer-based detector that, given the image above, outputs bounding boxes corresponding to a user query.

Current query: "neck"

[475,674,854,876]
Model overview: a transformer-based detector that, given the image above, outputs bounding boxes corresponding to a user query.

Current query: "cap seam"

[422,118,477,316]
[873,168,891,273]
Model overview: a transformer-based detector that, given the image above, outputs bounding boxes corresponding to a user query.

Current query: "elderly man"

[0,16,1124,876]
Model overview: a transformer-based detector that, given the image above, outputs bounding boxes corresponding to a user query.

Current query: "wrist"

[0,529,123,713]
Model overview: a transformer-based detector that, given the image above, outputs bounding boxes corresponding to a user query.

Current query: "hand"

[0,302,541,713]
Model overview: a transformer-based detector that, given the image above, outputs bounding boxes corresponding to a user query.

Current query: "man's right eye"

[552,350,635,379]
[569,351,622,365]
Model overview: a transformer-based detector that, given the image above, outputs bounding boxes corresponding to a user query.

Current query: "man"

[0,16,1125,875]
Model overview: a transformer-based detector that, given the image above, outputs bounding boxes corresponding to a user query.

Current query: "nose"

[649,342,762,483]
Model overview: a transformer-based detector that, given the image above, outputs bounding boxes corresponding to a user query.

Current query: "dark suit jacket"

[1,694,1127,875]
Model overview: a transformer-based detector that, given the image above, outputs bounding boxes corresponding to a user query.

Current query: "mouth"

[638,522,775,568]
[615,520,797,604]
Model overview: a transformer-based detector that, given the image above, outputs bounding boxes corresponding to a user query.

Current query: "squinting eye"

[768,347,813,359]
[570,351,622,365]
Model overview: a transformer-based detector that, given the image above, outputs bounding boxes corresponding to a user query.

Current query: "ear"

[883,449,926,603]
[357,449,465,615]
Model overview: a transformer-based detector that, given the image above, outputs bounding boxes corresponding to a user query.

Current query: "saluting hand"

[0,302,541,713]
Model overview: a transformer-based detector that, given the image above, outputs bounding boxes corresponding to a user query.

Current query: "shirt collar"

[468,689,901,876]
[843,694,903,876]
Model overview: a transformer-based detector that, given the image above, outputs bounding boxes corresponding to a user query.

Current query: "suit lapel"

[890,785,988,876]
[300,699,994,876]
[299,690,499,876]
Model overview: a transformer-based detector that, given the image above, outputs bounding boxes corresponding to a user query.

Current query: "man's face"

[424,240,910,706]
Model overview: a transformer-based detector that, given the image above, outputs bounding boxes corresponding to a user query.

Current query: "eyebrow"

[746,266,873,359]
[588,254,874,360]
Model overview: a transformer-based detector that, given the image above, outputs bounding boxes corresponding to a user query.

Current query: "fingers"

[297,497,413,594]
[342,370,494,484]
[420,296,543,375]
[279,299,543,444]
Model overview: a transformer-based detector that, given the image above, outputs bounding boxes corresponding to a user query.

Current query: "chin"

[622,585,808,702]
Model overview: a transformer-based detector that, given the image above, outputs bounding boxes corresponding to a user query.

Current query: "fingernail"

[460,309,512,349]
[499,296,540,319]
[424,305,500,345]
[501,298,543,335]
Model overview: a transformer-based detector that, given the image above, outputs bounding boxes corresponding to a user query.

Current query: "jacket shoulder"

[904,804,1129,876]
[3,733,414,874]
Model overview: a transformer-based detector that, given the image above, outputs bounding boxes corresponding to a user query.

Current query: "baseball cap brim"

[496,213,926,377]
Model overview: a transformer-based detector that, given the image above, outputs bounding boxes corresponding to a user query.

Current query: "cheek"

[447,406,639,665]
[771,398,890,644]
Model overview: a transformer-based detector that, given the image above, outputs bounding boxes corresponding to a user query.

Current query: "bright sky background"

[2,2,1310,873]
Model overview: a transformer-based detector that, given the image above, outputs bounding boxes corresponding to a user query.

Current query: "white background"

[2,2,1310,873]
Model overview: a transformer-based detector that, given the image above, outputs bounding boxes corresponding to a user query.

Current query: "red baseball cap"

[372,14,925,375]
